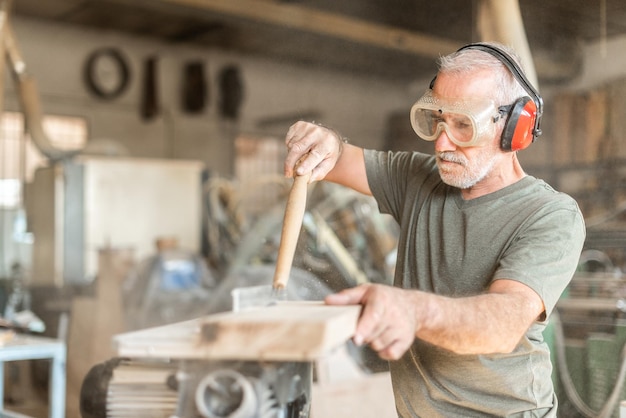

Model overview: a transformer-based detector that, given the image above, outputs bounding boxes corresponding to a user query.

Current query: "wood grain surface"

[114,301,361,361]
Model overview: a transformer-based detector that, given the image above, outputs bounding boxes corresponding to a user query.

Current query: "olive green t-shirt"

[364,150,585,418]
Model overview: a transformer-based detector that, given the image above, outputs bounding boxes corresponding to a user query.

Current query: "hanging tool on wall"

[182,60,207,114]
[140,55,160,121]
[218,65,244,120]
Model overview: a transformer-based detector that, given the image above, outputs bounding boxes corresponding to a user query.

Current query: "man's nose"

[434,127,457,152]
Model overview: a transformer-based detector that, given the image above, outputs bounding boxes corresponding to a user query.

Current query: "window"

[0,112,88,208]
[1,112,87,277]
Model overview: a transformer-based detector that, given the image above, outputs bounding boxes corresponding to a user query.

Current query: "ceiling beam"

[152,0,460,58]
[477,0,537,87]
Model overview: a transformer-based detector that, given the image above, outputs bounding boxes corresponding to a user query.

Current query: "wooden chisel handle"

[272,171,311,290]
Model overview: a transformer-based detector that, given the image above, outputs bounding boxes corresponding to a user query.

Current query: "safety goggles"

[410,90,509,147]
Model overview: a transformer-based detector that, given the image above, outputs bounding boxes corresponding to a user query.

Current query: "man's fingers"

[355,296,387,346]
[326,284,415,360]
[325,285,369,306]
[284,136,311,177]
[284,121,341,179]
[378,339,410,361]
[326,285,386,347]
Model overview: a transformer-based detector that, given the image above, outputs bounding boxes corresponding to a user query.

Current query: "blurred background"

[1,0,626,417]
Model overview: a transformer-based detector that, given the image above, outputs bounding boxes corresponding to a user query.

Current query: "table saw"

[79,301,361,418]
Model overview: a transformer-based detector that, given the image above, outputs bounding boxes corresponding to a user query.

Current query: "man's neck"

[461,154,526,200]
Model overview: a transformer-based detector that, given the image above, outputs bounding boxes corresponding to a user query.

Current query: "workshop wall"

[9,17,626,188]
[7,16,412,178]
[537,78,626,220]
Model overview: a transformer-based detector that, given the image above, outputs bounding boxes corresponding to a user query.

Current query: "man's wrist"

[330,127,349,144]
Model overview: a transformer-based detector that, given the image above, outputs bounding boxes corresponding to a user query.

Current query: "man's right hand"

[284,121,371,194]
[284,121,344,183]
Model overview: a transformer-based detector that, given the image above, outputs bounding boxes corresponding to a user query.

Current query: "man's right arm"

[284,121,371,195]
[325,143,370,195]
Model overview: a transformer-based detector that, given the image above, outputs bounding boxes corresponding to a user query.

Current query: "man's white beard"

[437,149,498,189]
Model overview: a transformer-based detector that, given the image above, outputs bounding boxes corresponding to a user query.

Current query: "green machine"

[547,260,626,418]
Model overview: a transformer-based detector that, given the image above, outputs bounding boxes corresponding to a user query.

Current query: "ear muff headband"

[453,43,544,151]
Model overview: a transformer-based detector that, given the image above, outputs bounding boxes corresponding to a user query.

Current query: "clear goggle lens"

[410,91,503,147]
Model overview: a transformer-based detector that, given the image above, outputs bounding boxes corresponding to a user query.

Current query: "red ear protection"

[454,43,543,152]
[500,96,538,152]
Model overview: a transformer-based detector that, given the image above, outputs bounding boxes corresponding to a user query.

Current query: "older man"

[283,42,585,417]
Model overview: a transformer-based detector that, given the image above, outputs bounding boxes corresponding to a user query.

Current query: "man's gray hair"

[437,42,529,107]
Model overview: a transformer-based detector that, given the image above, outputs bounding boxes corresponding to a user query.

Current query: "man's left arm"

[326,280,543,360]
[327,201,585,360]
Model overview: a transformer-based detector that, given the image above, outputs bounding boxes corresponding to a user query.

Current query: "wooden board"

[113,301,361,361]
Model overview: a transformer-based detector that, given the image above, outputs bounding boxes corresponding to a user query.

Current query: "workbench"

[0,334,66,418]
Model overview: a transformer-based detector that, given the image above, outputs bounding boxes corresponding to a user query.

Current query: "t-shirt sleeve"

[364,149,438,221]
[494,196,586,318]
